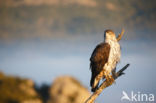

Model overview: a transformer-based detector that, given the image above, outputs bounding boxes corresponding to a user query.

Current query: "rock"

[21,99,42,103]
[0,72,42,103]
[19,79,37,96]
[48,76,90,103]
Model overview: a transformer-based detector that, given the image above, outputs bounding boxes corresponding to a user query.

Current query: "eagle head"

[104,29,116,41]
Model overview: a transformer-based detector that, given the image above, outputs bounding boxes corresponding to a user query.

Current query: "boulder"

[48,76,90,103]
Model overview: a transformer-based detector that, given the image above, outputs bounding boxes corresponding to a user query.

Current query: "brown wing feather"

[90,43,110,87]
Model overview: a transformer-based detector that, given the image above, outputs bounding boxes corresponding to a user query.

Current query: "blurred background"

[0,0,156,103]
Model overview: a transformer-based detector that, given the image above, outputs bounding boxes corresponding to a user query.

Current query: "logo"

[121,91,154,102]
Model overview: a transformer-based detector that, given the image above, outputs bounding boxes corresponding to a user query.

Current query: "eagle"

[90,29,121,92]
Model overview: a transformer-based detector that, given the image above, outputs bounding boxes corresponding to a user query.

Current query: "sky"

[0,0,156,103]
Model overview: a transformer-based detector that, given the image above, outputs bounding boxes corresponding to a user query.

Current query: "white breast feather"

[103,39,120,73]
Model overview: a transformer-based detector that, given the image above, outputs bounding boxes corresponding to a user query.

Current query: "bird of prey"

[90,30,121,92]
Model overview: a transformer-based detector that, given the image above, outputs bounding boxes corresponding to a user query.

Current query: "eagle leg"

[104,71,115,85]
[91,71,104,92]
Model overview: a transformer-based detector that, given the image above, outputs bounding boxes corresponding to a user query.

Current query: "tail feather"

[90,75,99,92]
[91,82,99,92]
[90,75,94,87]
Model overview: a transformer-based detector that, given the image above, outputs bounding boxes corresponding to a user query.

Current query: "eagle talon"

[105,74,115,85]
